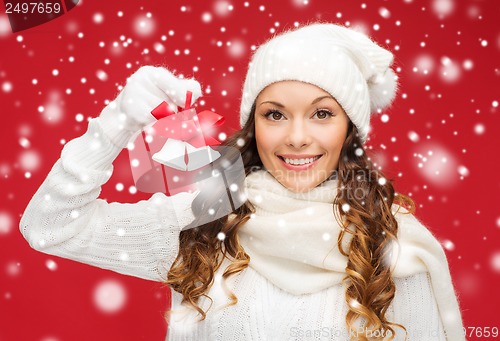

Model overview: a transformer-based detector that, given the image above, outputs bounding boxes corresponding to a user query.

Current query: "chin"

[280,179,320,193]
[266,161,334,192]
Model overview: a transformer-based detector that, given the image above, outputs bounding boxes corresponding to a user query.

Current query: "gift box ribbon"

[150,91,225,147]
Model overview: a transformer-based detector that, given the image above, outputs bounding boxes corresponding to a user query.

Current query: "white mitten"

[97,66,202,148]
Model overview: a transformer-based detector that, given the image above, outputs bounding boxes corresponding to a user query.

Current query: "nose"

[285,119,312,149]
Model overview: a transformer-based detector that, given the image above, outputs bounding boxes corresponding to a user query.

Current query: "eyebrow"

[258,95,333,108]
[311,95,333,104]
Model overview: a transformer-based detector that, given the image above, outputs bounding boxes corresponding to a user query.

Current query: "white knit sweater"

[20,118,465,341]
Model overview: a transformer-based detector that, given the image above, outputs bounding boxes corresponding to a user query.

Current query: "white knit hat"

[239,23,398,143]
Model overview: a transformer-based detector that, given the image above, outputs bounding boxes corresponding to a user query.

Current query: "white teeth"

[283,156,320,165]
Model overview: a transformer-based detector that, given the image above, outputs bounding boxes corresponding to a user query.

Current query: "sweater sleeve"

[19,118,196,282]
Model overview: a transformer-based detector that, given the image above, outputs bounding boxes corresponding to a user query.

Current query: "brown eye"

[272,112,283,120]
[264,110,285,121]
[313,110,333,120]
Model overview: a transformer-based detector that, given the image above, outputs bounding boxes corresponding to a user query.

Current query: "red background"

[1,0,499,340]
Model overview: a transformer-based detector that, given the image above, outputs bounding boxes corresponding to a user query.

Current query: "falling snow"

[214,0,232,17]
[491,253,500,273]
[2,81,12,92]
[439,56,461,83]
[431,0,455,18]
[457,165,469,177]
[474,123,485,135]
[341,203,350,212]
[413,143,463,187]
[378,7,391,19]
[227,39,246,58]
[0,14,10,36]
[6,261,21,277]
[45,259,58,271]
[1,0,498,339]
[414,54,435,75]
[19,150,41,172]
[133,14,156,37]
[40,91,65,124]
[442,239,455,251]
[93,280,127,313]
[408,131,420,142]
[93,13,104,24]
[0,211,14,235]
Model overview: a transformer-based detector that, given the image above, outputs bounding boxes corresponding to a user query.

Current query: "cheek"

[255,123,279,160]
[319,126,348,161]
[323,135,346,153]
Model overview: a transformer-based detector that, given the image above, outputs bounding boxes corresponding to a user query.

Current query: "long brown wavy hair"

[166,103,415,340]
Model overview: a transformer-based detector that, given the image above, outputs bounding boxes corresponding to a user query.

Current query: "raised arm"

[20,66,201,282]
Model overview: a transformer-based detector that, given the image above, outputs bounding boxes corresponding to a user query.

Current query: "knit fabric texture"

[240,23,398,143]
[20,118,464,340]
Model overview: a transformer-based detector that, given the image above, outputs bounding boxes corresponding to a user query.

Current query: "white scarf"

[237,170,464,340]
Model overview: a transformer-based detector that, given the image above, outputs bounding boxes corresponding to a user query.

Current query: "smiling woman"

[255,81,350,192]
[20,22,465,341]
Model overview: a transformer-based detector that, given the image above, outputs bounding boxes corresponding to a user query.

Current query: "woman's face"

[254,81,350,192]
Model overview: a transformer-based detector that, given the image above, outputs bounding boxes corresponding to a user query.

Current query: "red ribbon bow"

[150,92,224,148]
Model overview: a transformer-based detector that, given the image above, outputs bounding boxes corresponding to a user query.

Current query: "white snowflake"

[93,280,127,313]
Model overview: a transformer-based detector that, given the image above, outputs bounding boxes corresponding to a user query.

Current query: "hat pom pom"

[368,68,398,113]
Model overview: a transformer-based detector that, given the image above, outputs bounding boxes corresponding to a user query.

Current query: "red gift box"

[127,93,246,210]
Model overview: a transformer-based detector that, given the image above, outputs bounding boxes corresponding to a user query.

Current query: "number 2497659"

[5,2,62,14]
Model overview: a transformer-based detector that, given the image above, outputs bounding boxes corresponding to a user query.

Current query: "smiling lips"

[277,154,322,169]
